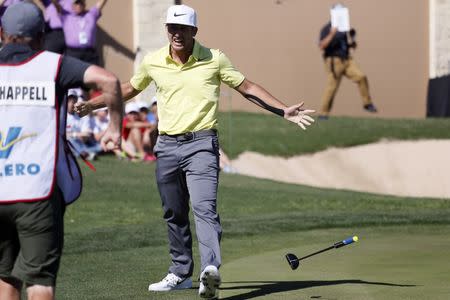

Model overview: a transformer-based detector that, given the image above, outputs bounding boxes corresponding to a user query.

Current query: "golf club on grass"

[285,236,358,270]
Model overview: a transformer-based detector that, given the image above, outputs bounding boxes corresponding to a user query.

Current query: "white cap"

[150,96,157,106]
[125,102,139,114]
[165,4,197,27]
[135,101,150,110]
[68,88,82,98]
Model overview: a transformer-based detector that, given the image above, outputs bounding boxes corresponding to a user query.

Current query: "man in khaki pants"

[318,7,378,119]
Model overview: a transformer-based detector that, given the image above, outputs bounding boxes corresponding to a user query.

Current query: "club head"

[285,253,300,270]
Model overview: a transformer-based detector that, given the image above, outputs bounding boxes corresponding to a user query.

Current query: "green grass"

[220,226,450,300]
[56,115,450,299]
[217,113,450,158]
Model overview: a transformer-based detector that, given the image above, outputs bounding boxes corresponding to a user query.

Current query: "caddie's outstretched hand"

[74,101,93,117]
[284,102,315,130]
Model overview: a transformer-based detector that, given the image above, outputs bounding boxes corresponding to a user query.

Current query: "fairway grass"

[55,115,450,299]
[56,158,450,299]
[219,226,450,300]
[58,225,450,299]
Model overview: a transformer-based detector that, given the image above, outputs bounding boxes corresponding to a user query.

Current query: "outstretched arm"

[50,0,62,13]
[83,65,123,150]
[235,79,315,130]
[75,81,140,117]
[96,0,107,11]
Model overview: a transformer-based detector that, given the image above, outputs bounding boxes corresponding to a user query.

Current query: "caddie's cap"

[1,2,45,38]
[165,4,197,27]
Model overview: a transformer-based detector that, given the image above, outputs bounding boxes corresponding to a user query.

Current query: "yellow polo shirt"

[130,40,245,135]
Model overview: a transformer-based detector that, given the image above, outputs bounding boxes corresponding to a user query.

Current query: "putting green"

[219,226,450,299]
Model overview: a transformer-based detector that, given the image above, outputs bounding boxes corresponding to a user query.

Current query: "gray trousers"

[154,131,222,279]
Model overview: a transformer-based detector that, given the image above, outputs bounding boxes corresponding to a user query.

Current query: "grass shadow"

[220,279,417,300]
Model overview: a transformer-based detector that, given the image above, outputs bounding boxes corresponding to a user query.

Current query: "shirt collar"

[191,40,202,61]
[0,43,35,63]
[165,39,203,64]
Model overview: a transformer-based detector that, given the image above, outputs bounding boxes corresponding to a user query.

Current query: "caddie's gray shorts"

[154,129,222,278]
[0,188,65,287]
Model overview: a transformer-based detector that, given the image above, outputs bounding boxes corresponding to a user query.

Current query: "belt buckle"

[177,132,194,142]
[184,132,194,141]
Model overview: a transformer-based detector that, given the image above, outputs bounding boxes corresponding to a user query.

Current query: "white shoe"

[148,273,192,292]
[199,265,221,299]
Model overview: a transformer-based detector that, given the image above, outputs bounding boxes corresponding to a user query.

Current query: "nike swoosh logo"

[174,13,187,17]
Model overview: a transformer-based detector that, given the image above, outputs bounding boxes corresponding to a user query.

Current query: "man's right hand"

[74,101,93,117]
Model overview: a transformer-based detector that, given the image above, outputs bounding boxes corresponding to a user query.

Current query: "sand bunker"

[231,140,450,199]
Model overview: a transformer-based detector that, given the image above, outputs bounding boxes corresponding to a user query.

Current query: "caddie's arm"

[75,81,140,117]
[236,78,315,130]
[83,65,123,150]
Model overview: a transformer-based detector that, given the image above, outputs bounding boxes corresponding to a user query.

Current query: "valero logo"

[0,127,37,159]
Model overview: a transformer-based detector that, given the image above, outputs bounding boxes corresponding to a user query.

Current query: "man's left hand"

[284,102,315,130]
[74,101,93,117]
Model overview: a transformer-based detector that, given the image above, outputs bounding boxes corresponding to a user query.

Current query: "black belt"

[161,129,217,142]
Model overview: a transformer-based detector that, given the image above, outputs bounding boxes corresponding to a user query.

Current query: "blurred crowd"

[1,0,106,62]
[66,89,159,162]
[0,0,237,171]
[0,0,159,163]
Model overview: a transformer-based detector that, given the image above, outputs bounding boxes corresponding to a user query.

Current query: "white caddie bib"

[0,52,60,203]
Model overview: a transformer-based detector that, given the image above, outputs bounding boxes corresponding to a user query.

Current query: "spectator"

[75,4,314,299]
[318,3,377,119]
[146,96,158,124]
[136,101,157,161]
[51,0,107,65]
[66,89,101,160]
[121,101,155,162]
[39,0,72,53]
[0,2,122,299]
[91,106,126,160]
[92,106,109,144]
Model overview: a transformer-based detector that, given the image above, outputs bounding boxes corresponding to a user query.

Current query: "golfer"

[0,2,122,300]
[75,4,314,299]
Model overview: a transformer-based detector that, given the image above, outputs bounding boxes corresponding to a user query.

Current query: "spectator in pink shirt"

[51,0,107,65]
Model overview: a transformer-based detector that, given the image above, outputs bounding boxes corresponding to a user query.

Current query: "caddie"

[0,2,123,300]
